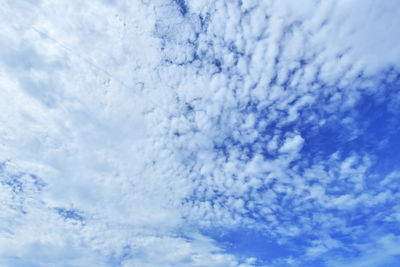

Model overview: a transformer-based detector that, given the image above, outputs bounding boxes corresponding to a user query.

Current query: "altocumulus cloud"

[0,0,400,266]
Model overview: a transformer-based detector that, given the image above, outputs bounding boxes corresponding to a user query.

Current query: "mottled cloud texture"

[1,0,400,266]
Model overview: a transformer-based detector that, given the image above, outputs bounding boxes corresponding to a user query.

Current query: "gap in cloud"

[54,207,85,223]
[299,71,400,170]
[173,0,188,16]
[201,228,304,265]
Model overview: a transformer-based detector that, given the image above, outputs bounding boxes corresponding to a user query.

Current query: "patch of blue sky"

[206,228,300,260]
[54,207,85,223]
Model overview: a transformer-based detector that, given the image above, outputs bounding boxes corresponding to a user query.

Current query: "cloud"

[279,135,304,154]
[1,0,400,266]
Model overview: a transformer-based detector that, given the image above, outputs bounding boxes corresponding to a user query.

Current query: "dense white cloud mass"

[1,0,400,266]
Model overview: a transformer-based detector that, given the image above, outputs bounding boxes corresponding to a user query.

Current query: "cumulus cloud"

[1,0,400,266]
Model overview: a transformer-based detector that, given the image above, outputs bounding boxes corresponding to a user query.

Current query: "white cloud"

[1,0,400,266]
[278,135,304,154]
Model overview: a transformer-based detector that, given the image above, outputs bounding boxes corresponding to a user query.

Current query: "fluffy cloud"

[1,0,399,266]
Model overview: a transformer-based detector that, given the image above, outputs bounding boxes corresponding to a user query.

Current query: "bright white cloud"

[1,0,400,266]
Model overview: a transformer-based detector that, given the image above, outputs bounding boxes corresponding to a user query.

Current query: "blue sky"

[1,0,400,266]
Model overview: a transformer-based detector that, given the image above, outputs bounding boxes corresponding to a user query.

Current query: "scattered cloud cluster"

[1,0,399,266]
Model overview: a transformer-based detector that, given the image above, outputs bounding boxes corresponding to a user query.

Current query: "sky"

[0,0,400,266]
